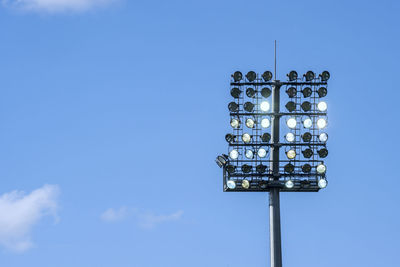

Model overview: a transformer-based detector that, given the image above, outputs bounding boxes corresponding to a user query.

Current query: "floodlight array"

[216,70,330,192]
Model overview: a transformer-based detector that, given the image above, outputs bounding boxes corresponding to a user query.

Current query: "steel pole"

[269,81,282,267]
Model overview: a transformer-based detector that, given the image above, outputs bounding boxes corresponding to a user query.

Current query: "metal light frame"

[219,71,329,192]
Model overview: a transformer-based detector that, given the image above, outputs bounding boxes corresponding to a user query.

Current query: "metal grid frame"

[222,71,329,192]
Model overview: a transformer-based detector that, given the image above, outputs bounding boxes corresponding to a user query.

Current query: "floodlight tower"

[216,49,330,267]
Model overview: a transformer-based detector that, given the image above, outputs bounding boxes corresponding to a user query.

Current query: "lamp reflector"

[261,87,272,98]
[260,101,270,112]
[246,71,256,82]
[285,133,295,142]
[287,87,297,98]
[245,118,255,128]
[233,71,242,82]
[242,133,251,143]
[262,71,273,81]
[242,179,250,189]
[230,87,242,98]
[320,71,330,81]
[319,133,328,142]
[318,179,328,188]
[244,102,255,112]
[303,118,312,128]
[285,101,296,112]
[246,88,256,98]
[304,71,315,81]
[261,133,271,143]
[229,150,239,159]
[258,148,267,158]
[287,118,297,129]
[227,180,236,189]
[228,102,238,112]
[317,101,327,112]
[317,118,327,129]
[302,87,312,97]
[316,164,326,174]
[285,180,294,189]
[261,118,270,128]
[287,71,298,81]
[230,118,240,128]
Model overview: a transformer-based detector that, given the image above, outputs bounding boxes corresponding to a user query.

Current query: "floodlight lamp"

[228,102,239,112]
[302,132,312,142]
[261,87,272,98]
[244,102,255,112]
[302,148,313,158]
[246,88,256,98]
[261,133,271,143]
[227,180,236,189]
[304,71,315,81]
[284,163,295,173]
[318,148,329,158]
[229,150,239,160]
[262,71,273,81]
[225,134,236,143]
[287,117,297,129]
[286,87,297,98]
[285,133,295,142]
[285,180,294,189]
[233,71,243,82]
[316,164,326,174]
[260,101,270,112]
[261,118,270,128]
[246,71,257,82]
[230,87,242,98]
[242,179,250,189]
[317,118,327,129]
[301,101,312,112]
[287,71,298,81]
[302,164,311,173]
[303,118,312,129]
[317,87,328,98]
[302,87,312,97]
[318,178,328,189]
[245,149,254,159]
[230,118,240,128]
[258,148,267,158]
[286,150,296,159]
[285,101,296,112]
[226,165,236,174]
[215,159,223,168]
[242,133,251,143]
[256,164,267,173]
[242,164,252,173]
[319,133,328,142]
[245,118,255,128]
[216,155,228,168]
[317,101,327,112]
[320,71,330,81]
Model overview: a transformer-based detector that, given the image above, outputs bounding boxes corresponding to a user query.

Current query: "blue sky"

[0,0,399,266]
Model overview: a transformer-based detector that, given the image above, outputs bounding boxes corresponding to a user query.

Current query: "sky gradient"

[0,0,399,266]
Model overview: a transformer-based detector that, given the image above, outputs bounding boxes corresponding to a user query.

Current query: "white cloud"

[0,185,59,252]
[101,207,183,229]
[100,206,129,223]
[2,0,117,13]
[137,210,184,229]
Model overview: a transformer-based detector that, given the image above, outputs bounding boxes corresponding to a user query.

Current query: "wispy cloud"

[0,185,59,252]
[101,207,184,229]
[2,0,117,13]
[137,210,184,229]
[100,206,129,223]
